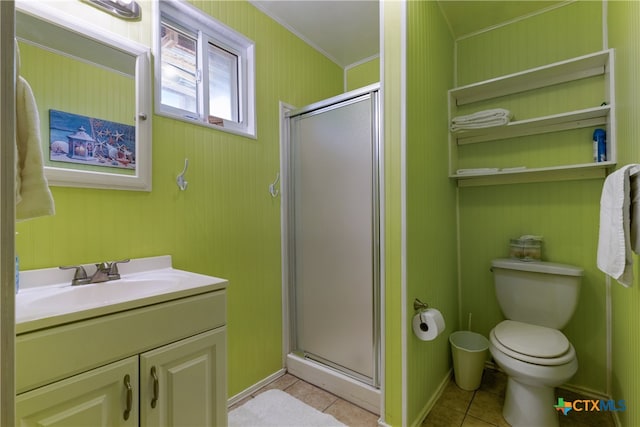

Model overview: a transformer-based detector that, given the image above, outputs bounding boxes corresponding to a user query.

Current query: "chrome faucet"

[59,259,130,285]
[90,262,111,283]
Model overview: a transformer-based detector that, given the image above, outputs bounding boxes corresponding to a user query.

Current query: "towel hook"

[176,158,189,191]
[269,172,280,198]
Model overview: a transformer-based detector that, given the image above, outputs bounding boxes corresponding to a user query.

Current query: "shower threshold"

[286,353,381,414]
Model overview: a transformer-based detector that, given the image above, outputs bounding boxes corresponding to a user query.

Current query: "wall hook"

[269,172,280,198]
[177,158,189,191]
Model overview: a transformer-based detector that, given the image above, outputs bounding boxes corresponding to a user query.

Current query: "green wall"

[609,1,640,425]
[16,0,343,398]
[346,57,380,92]
[457,1,608,394]
[382,1,404,424]
[382,3,457,425]
[406,1,457,426]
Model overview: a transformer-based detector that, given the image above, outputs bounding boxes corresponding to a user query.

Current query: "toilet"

[489,258,583,427]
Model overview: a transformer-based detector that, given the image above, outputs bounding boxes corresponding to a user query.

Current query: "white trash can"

[449,331,489,391]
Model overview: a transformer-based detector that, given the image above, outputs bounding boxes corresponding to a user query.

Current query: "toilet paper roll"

[413,308,446,341]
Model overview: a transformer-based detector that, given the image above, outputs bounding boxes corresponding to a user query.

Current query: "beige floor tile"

[437,379,475,414]
[252,373,299,396]
[466,390,510,427]
[558,414,594,427]
[423,372,615,427]
[421,403,465,427]
[461,414,499,427]
[557,405,616,427]
[284,379,339,412]
[325,398,379,427]
[479,369,507,398]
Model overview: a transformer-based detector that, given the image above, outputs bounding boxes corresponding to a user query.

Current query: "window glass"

[155,0,256,138]
[208,42,239,122]
[160,22,198,114]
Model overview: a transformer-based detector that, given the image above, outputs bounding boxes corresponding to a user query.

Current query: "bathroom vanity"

[15,256,227,426]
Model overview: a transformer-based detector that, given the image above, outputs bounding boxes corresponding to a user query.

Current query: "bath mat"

[228,389,346,427]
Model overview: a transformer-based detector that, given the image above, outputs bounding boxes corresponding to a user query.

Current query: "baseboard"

[286,353,381,414]
[558,383,611,401]
[227,368,287,407]
[411,369,452,427]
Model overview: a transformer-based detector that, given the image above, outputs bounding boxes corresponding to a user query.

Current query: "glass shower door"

[289,91,379,385]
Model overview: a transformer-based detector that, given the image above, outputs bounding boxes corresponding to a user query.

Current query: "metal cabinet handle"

[123,374,133,420]
[151,366,159,408]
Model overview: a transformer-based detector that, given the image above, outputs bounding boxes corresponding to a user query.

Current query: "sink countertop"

[16,255,228,334]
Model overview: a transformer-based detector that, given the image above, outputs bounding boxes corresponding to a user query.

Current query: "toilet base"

[503,377,559,427]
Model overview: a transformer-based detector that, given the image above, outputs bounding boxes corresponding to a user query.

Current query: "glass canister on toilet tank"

[509,235,543,261]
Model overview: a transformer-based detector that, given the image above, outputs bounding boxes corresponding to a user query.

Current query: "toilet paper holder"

[413,298,429,311]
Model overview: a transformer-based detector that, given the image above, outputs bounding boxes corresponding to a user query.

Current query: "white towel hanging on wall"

[597,164,640,287]
[15,41,55,221]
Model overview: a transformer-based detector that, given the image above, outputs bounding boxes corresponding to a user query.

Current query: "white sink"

[16,256,227,334]
[27,279,178,309]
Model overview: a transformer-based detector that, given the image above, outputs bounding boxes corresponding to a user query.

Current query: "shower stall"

[282,84,381,413]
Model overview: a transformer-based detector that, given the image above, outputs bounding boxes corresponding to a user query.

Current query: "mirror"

[15,1,152,191]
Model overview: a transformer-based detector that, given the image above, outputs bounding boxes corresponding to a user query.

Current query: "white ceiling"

[250,1,565,69]
[250,0,379,68]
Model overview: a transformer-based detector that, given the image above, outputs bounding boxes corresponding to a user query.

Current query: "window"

[154,0,255,138]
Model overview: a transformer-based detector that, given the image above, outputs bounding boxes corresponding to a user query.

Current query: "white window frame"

[153,0,256,139]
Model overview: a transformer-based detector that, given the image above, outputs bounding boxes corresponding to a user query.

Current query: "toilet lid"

[494,320,570,358]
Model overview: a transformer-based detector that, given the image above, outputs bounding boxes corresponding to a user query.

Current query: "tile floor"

[229,373,380,427]
[423,368,616,427]
[232,369,616,427]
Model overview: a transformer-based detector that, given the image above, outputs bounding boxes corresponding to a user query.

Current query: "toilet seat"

[491,320,575,366]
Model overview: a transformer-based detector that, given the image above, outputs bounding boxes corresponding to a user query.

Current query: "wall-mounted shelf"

[455,105,610,145]
[453,162,615,187]
[448,49,616,186]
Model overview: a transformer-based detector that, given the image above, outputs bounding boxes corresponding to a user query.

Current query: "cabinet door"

[16,356,138,427]
[140,328,226,427]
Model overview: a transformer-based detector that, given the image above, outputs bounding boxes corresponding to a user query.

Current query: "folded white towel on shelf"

[456,168,500,175]
[451,108,513,132]
[597,164,640,287]
[15,74,55,221]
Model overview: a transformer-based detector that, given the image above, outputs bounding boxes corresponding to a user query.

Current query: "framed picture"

[50,110,136,171]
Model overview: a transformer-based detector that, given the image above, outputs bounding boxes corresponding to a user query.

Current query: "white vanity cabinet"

[140,329,226,427]
[16,356,140,426]
[16,287,227,427]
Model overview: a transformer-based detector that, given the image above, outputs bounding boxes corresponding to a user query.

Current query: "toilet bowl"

[489,321,578,427]
[489,259,583,427]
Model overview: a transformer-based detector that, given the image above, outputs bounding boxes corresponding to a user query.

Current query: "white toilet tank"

[491,258,583,329]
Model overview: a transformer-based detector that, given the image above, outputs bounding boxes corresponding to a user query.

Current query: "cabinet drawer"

[17,290,225,394]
